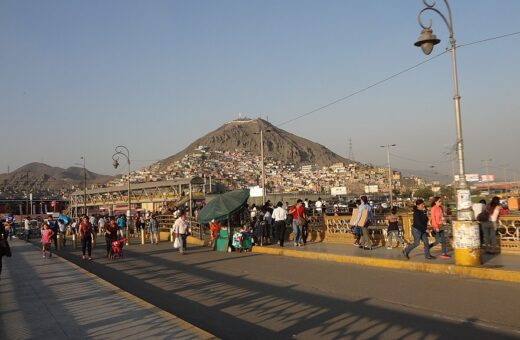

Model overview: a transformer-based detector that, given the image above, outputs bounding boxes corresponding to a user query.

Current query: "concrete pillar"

[452,220,481,266]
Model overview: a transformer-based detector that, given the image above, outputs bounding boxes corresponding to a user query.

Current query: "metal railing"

[322,213,520,254]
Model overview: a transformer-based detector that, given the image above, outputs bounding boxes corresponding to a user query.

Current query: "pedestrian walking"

[58,219,66,248]
[385,207,406,249]
[351,196,373,250]
[264,208,273,244]
[47,216,59,251]
[105,218,118,258]
[272,202,287,247]
[429,197,451,259]
[116,214,126,238]
[98,215,106,236]
[149,214,159,245]
[315,198,323,216]
[1,222,12,279]
[351,199,362,246]
[24,216,31,242]
[173,212,189,254]
[289,199,305,247]
[474,199,487,245]
[209,219,220,248]
[41,223,54,258]
[6,214,15,240]
[482,196,501,254]
[403,199,435,260]
[79,216,93,260]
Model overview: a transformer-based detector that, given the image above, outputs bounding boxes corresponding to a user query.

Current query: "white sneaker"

[386,247,392,250]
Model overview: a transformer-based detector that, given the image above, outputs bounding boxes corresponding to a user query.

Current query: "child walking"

[41,223,54,258]
[386,207,406,249]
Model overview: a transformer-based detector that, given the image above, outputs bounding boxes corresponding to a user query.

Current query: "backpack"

[477,210,490,222]
[286,212,294,224]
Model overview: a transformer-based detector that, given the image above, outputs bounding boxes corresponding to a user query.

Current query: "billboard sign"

[481,175,495,182]
[454,174,481,182]
[248,186,263,197]
[331,186,347,196]
[364,185,379,193]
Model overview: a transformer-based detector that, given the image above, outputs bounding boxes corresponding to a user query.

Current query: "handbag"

[173,236,180,249]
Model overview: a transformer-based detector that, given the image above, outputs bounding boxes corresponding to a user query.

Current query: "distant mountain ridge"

[159,118,355,168]
[0,162,113,196]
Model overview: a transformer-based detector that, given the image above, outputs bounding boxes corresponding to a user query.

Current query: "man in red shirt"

[289,199,306,247]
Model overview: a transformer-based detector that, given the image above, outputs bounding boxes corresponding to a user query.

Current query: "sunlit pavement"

[33,237,520,339]
[0,239,215,340]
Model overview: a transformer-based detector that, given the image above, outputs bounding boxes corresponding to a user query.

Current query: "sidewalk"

[0,239,216,340]
[252,241,520,283]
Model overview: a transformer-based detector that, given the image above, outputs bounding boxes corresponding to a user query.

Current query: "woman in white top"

[483,196,501,253]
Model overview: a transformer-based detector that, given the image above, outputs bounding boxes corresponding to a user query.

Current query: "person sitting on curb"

[403,199,435,260]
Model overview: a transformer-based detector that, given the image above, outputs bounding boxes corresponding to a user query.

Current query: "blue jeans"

[386,230,405,247]
[404,227,432,258]
[430,230,447,254]
[292,220,302,245]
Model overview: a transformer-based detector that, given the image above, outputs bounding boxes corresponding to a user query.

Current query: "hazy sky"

[1,0,519,181]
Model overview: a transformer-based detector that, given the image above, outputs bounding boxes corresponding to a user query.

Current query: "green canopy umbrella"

[198,189,250,224]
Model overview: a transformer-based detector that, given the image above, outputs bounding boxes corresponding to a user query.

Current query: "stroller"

[111,238,126,259]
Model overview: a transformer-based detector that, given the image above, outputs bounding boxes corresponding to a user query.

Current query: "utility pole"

[380,144,396,209]
[260,129,265,205]
[255,128,271,205]
[348,138,354,161]
[481,159,492,195]
[501,165,509,194]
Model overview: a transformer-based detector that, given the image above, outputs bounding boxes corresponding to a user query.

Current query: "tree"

[440,186,455,200]
[414,186,434,200]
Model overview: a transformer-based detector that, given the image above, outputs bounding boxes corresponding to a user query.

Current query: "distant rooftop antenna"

[348,138,355,161]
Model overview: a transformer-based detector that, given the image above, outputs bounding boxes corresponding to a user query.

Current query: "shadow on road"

[49,239,518,340]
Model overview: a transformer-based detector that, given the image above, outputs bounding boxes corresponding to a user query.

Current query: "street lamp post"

[380,144,396,209]
[481,158,492,195]
[81,156,87,215]
[112,146,131,246]
[415,0,480,266]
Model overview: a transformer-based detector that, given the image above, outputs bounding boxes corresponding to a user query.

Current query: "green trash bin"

[216,230,229,252]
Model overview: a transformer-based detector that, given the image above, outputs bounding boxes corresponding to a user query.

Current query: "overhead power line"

[276,31,520,127]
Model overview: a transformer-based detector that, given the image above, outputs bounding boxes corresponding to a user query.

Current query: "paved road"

[50,239,520,339]
[0,240,215,340]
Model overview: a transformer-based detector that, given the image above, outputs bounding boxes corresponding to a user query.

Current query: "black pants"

[274,220,286,246]
[60,232,66,247]
[81,235,92,256]
[105,236,115,256]
[301,224,308,244]
[52,232,58,250]
[181,233,188,250]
